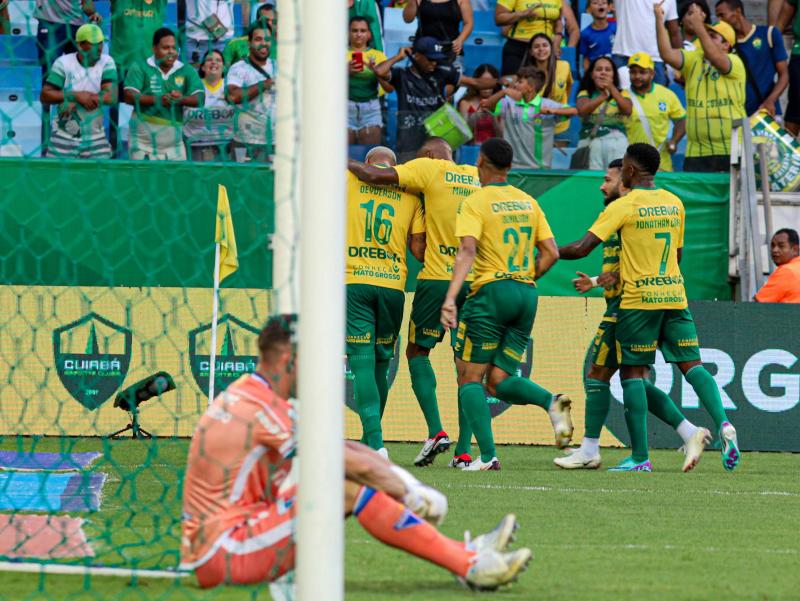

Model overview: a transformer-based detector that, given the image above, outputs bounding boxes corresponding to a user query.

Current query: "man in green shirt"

[110,0,167,75]
[124,27,204,160]
[223,2,275,68]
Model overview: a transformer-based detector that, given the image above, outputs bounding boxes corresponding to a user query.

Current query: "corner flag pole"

[208,241,222,406]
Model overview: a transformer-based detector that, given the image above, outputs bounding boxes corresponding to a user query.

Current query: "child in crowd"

[458,63,504,144]
[579,0,616,72]
[481,66,577,170]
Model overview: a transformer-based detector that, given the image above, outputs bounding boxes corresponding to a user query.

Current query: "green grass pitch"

[0,438,798,601]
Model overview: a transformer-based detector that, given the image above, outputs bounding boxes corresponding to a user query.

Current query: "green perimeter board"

[0,159,273,289]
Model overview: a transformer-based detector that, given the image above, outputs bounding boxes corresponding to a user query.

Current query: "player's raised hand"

[440,298,458,330]
[573,271,594,294]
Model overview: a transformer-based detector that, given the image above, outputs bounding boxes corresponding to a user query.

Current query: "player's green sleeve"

[124,61,145,92]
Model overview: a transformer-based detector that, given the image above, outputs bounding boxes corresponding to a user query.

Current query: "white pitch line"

[0,561,189,579]
[532,542,799,556]
[445,483,800,498]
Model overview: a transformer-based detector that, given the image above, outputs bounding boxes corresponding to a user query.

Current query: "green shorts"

[589,297,620,370]
[346,284,405,360]
[409,279,470,349]
[454,280,537,375]
[616,307,702,366]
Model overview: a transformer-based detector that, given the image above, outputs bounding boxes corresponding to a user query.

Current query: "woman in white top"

[183,50,235,161]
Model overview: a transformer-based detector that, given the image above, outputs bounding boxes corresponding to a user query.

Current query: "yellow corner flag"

[215,184,239,282]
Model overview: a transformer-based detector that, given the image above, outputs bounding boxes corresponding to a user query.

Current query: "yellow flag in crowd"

[215,185,239,282]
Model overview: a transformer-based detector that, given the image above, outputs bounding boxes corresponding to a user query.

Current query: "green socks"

[408,356,443,438]
[494,376,552,409]
[454,394,473,456]
[644,379,685,429]
[621,378,649,463]
[584,378,611,439]
[458,382,496,462]
[375,359,390,419]
[349,354,383,450]
[685,365,728,431]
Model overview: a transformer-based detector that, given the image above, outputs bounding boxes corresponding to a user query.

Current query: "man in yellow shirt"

[655,3,745,172]
[346,146,426,455]
[440,138,572,471]
[349,137,479,468]
[557,143,740,472]
[625,52,686,172]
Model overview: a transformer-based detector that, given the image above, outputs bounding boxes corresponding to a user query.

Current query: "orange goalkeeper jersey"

[181,374,295,567]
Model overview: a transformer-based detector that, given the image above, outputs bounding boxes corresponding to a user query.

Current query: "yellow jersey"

[625,83,686,172]
[346,171,425,291]
[498,0,562,40]
[589,187,687,310]
[680,48,746,157]
[394,158,481,281]
[456,182,554,294]
[547,60,574,135]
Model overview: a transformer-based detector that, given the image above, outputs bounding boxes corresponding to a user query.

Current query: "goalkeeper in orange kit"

[180,315,532,590]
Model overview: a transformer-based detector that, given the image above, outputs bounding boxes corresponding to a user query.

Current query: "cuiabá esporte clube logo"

[189,314,260,395]
[53,312,132,410]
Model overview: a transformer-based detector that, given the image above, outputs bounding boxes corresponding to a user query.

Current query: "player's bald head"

[365,146,397,167]
[417,137,453,161]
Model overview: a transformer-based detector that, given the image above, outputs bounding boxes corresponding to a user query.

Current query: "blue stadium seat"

[385,94,397,148]
[348,144,379,161]
[463,36,502,76]
[165,3,178,30]
[668,81,686,107]
[472,10,497,34]
[7,0,38,36]
[0,66,41,92]
[457,144,480,166]
[233,3,243,35]
[0,96,42,156]
[0,35,39,64]
[383,7,415,47]
[93,1,111,39]
[560,45,577,76]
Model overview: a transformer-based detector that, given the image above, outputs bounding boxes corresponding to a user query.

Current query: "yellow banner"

[2,285,619,447]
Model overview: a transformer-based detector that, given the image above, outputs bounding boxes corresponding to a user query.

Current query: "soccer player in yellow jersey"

[346,146,426,455]
[558,143,740,472]
[556,159,709,472]
[349,137,481,469]
[440,138,573,471]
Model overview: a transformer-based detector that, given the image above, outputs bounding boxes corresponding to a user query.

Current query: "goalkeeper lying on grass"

[180,314,531,591]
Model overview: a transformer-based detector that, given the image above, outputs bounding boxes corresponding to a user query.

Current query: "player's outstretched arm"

[348,159,400,186]
[558,231,603,259]
[344,441,406,500]
[534,237,559,280]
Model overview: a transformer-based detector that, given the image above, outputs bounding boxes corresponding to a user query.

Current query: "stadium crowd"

[0,0,796,169]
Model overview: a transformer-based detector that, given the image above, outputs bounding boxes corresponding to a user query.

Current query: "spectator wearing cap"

[624,52,685,172]
[348,0,384,52]
[124,27,205,161]
[495,0,565,76]
[225,22,276,162]
[348,16,390,145]
[716,0,788,118]
[34,0,102,75]
[372,36,496,162]
[402,0,473,67]
[40,23,117,158]
[755,228,800,303]
[612,0,681,86]
[656,3,745,172]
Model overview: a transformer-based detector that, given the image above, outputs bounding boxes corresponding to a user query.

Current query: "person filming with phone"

[348,16,391,146]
